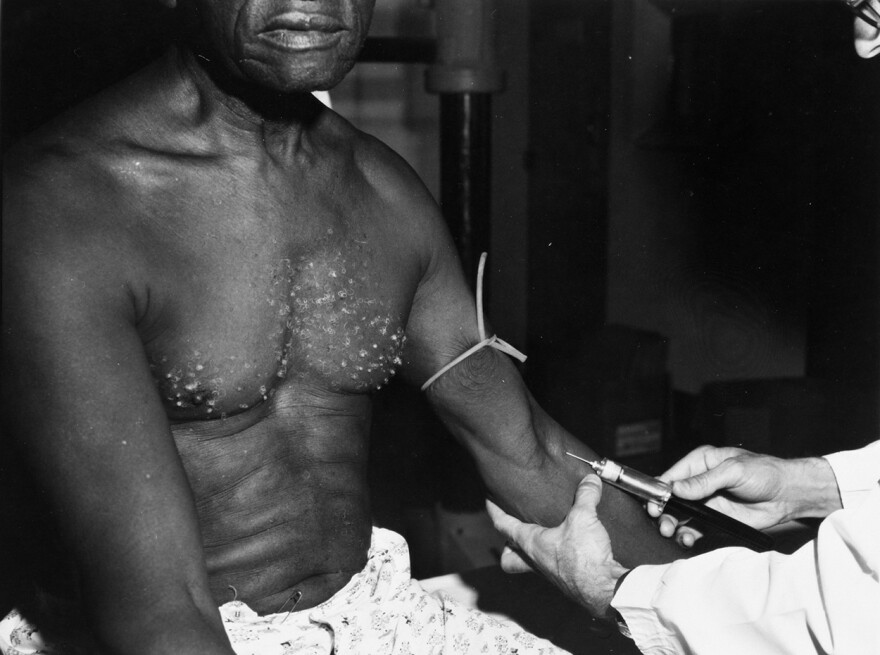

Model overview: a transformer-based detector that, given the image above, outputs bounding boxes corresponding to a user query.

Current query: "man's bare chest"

[142,213,413,422]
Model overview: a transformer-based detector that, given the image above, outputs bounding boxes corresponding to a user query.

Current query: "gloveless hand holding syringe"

[565,452,775,552]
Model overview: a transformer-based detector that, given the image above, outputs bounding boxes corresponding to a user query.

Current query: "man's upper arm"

[2,174,223,648]
[357,133,482,384]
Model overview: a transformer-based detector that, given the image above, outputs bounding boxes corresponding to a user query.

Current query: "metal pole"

[426,0,505,285]
[438,92,493,281]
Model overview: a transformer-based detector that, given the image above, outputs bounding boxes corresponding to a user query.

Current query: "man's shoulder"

[5,127,99,189]
[4,56,185,193]
[4,128,121,232]
[344,123,421,186]
[2,144,144,330]
[341,123,450,269]
[4,80,182,224]
[2,125,149,284]
[328,114,441,227]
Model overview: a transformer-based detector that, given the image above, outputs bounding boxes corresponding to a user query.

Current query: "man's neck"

[173,46,325,162]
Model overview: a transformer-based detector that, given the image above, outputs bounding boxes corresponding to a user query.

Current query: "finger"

[674,525,704,548]
[658,514,679,538]
[499,544,533,574]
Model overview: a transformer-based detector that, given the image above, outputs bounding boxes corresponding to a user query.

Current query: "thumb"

[499,544,534,574]
[486,498,538,549]
[572,473,603,510]
[486,499,517,535]
[673,463,736,500]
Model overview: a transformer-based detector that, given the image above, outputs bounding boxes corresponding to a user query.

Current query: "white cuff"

[611,564,684,654]
[823,440,880,509]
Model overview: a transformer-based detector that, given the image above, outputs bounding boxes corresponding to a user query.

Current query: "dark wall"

[524,0,880,458]
[666,4,880,388]
[526,0,611,360]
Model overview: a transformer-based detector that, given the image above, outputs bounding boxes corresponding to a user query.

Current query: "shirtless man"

[1,1,683,653]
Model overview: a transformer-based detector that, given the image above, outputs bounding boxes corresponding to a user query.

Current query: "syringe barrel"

[597,458,672,509]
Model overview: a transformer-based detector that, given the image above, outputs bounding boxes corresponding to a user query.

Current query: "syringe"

[566,452,674,511]
[565,452,774,552]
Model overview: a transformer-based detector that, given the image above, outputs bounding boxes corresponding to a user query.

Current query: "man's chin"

[239,52,357,94]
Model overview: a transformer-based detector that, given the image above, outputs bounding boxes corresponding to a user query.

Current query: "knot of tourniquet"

[421,252,527,392]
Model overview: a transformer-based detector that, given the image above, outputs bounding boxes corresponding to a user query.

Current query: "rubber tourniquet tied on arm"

[421,253,527,392]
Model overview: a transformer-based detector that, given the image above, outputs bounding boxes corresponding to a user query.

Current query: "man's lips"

[262,13,345,34]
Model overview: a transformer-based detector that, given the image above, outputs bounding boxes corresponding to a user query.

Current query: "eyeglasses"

[843,0,880,29]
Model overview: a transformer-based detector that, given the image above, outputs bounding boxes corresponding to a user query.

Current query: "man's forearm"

[510,393,688,566]
[426,347,687,565]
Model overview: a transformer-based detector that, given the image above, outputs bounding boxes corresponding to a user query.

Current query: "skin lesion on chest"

[289,257,407,387]
[148,247,410,420]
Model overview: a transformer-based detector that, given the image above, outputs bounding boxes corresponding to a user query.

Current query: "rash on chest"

[281,251,407,389]
[149,246,408,419]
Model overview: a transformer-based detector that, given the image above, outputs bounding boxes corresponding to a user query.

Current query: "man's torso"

[7,57,429,614]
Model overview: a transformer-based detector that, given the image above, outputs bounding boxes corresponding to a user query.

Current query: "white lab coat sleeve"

[824,439,880,509]
[610,443,880,655]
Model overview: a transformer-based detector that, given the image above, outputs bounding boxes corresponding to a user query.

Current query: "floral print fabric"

[1,528,569,655]
[219,528,568,655]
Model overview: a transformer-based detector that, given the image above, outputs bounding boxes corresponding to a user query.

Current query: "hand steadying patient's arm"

[2,166,234,655]
[487,475,628,618]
